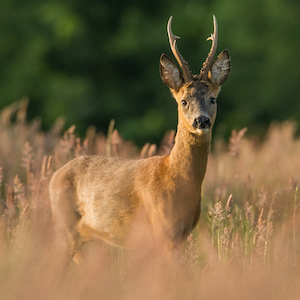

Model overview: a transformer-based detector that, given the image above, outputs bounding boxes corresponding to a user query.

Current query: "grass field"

[0,99,300,299]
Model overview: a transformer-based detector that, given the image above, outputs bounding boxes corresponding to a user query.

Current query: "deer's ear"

[208,50,230,87]
[160,54,184,92]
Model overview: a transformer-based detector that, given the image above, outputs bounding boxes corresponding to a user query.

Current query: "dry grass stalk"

[0,102,299,298]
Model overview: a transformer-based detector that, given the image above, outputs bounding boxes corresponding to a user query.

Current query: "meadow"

[0,99,300,299]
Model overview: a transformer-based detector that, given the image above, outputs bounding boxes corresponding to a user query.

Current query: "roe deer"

[49,15,230,261]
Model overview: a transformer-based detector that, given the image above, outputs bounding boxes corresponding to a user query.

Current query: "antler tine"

[167,16,192,82]
[200,15,218,79]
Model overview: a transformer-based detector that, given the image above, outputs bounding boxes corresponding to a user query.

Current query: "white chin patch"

[195,128,210,134]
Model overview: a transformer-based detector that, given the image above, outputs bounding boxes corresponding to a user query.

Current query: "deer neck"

[168,120,211,183]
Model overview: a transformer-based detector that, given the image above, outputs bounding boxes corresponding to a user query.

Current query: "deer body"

[49,16,230,259]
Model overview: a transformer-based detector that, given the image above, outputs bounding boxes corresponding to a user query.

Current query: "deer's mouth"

[195,128,210,135]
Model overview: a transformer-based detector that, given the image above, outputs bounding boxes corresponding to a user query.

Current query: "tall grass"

[0,100,300,299]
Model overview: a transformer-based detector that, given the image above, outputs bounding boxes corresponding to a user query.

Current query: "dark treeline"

[0,0,299,145]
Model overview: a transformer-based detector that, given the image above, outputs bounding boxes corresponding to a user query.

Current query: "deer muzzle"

[193,116,211,130]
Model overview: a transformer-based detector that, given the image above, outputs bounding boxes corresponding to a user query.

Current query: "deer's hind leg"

[50,179,84,265]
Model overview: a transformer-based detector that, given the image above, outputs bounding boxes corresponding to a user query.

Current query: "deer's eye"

[181,100,188,107]
[210,98,216,105]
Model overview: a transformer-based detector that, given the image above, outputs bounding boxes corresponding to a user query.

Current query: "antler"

[200,15,218,79]
[167,16,192,82]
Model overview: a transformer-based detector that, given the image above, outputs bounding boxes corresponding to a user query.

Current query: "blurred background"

[0,0,299,146]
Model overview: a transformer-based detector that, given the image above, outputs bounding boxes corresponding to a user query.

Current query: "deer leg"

[50,184,84,265]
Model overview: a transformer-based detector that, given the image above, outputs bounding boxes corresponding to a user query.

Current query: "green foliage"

[0,0,300,144]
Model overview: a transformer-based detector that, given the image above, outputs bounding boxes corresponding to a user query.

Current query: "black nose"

[193,116,211,129]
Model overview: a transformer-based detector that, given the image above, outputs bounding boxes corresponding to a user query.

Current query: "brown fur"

[49,16,230,260]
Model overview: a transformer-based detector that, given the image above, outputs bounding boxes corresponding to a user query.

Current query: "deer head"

[160,16,230,135]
